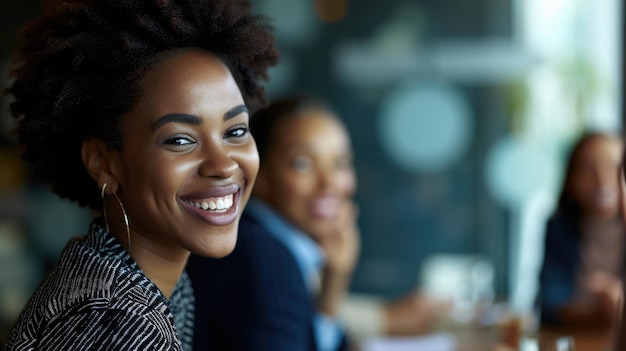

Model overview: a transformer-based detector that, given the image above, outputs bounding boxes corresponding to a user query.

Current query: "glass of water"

[519,333,575,351]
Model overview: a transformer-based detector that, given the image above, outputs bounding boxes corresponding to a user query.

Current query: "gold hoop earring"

[101,182,131,252]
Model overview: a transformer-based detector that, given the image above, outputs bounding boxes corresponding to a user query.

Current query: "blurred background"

[0,0,623,343]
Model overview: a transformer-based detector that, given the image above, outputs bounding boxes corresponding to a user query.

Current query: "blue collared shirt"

[246,198,343,351]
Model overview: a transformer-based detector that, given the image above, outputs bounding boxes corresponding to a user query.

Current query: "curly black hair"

[6,0,278,211]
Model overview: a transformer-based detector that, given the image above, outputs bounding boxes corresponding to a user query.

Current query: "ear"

[81,137,122,193]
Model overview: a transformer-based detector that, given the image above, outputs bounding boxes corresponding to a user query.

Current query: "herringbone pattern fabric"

[5,222,194,351]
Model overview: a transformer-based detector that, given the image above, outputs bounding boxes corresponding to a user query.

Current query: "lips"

[180,184,241,226]
[309,196,340,219]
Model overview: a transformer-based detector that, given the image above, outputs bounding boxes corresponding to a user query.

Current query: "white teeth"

[226,196,232,208]
[186,194,234,212]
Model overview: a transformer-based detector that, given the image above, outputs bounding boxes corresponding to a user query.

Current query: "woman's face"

[569,135,623,219]
[255,110,356,240]
[115,49,258,258]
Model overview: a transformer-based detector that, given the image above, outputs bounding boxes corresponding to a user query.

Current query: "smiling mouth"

[310,197,340,219]
[182,194,234,212]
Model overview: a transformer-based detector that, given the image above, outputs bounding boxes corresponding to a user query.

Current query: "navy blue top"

[537,213,581,326]
[187,201,349,351]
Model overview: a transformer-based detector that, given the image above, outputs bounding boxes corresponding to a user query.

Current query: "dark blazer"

[537,212,581,326]
[187,211,319,351]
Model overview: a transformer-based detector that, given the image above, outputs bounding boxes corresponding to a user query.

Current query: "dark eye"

[292,156,312,171]
[225,126,249,138]
[163,136,195,146]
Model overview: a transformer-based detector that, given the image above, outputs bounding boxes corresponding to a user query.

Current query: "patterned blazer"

[5,221,194,351]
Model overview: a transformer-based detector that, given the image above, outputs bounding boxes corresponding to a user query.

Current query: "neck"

[113,227,189,300]
[136,252,188,300]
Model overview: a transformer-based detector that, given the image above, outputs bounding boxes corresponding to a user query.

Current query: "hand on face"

[316,200,360,275]
[316,199,360,318]
[585,271,623,321]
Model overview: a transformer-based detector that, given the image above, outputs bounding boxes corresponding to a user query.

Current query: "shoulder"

[237,212,297,259]
[7,302,180,351]
[6,240,179,350]
[188,212,298,271]
[187,211,307,298]
[28,238,156,311]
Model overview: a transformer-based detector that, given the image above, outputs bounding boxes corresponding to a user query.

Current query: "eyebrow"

[224,104,248,121]
[151,113,201,131]
[151,105,248,131]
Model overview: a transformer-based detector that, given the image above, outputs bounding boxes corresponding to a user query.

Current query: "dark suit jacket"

[187,211,348,351]
[537,212,581,326]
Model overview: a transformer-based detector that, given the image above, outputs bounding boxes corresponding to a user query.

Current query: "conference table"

[454,324,614,351]
[359,321,616,351]
[533,326,614,351]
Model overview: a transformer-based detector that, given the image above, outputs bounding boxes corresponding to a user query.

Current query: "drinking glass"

[518,333,575,351]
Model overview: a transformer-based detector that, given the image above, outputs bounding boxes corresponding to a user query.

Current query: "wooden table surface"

[356,317,617,351]
[450,324,615,351]
[538,327,614,351]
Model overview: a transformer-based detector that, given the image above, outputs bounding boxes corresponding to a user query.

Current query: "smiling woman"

[3,0,277,350]
[100,50,259,261]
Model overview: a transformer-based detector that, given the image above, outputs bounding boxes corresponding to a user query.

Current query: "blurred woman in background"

[538,132,624,329]
[187,95,448,350]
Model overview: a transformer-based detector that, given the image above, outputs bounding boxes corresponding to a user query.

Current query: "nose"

[198,144,238,179]
[316,166,336,192]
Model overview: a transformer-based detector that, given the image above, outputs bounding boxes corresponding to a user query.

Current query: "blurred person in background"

[537,132,624,330]
[615,149,626,351]
[3,0,277,349]
[187,95,449,351]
